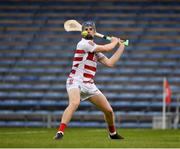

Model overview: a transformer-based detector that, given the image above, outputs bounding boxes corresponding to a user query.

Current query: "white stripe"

[74,53,84,58]
[109,131,117,136]
[57,131,64,134]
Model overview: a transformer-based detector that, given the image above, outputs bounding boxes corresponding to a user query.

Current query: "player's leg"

[54,88,80,140]
[61,88,81,124]
[89,93,124,139]
[89,93,114,125]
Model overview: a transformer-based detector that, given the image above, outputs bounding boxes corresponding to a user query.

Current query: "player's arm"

[99,39,125,68]
[94,37,119,52]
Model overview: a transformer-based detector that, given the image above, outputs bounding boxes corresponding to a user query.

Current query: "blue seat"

[0,68,9,73]
[124,85,143,90]
[142,85,161,91]
[113,101,131,107]
[136,93,154,99]
[130,102,150,107]
[0,110,15,114]
[0,84,14,89]
[0,92,9,98]
[120,123,140,128]
[20,76,39,81]
[126,111,145,116]
[69,121,106,128]
[26,92,44,98]
[0,45,11,50]
[16,60,33,65]
[0,60,15,65]
[39,76,57,81]
[150,102,163,108]
[171,77,180,82]
[0,121,45,127]
[107,93,137,99]
[44,92,67,98]
[130,77,147,82]
[1,75,20,81]
[135,68,154,74]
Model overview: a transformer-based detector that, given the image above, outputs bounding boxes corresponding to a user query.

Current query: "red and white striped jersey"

[68,38,105,82]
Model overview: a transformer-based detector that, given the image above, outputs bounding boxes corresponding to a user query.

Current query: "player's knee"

[69,101,80,109]
[104,108,114,116]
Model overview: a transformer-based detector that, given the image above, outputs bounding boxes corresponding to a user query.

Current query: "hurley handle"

[95,33,129,46]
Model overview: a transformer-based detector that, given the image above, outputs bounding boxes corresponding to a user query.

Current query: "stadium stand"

[0,0,180,128]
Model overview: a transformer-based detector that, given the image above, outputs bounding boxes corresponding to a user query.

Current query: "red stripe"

[87,52,94,61]
[84,65,96,72]
[71,69,76,74]
[84,73,94,78]
[73,64,79,67]
[73,57,83,61]
[75,50,85,54]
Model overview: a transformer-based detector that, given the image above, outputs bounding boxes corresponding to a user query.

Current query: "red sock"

[58,123,67,133]
[108,125,116,134]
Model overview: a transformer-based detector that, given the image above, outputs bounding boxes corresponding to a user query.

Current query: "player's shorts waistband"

[67,77,94,84]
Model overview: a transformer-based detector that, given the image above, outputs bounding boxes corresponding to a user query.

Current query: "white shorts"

[66,78,102,101]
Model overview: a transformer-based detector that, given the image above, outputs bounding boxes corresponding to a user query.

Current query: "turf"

[0,127,180,148]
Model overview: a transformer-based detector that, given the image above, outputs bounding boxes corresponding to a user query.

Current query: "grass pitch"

[0,127,180,148]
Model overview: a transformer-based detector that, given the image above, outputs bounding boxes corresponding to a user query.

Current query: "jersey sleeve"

[85,41,97,52]
[77,40,97,53]
[96,52,105,60]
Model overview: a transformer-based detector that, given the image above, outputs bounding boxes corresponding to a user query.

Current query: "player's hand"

[118,38,125,47]
[111,37,119,44]
[118,38,122,45]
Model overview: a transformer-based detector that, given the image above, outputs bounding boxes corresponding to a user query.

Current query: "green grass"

[0,127,180,148]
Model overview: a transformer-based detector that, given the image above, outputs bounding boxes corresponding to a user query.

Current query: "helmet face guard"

[82,21,96,32]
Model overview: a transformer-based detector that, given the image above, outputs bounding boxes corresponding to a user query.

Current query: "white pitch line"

[0,131,47,135]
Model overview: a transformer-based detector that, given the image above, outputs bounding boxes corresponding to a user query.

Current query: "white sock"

[57,131,64,135]
[109,131,116,136]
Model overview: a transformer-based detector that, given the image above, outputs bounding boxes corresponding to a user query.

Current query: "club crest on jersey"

[68,79,73,85]
[88,41,95,46]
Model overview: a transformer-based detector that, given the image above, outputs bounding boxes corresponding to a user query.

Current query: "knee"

[104,108,114,116]
[69,101,80,109]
